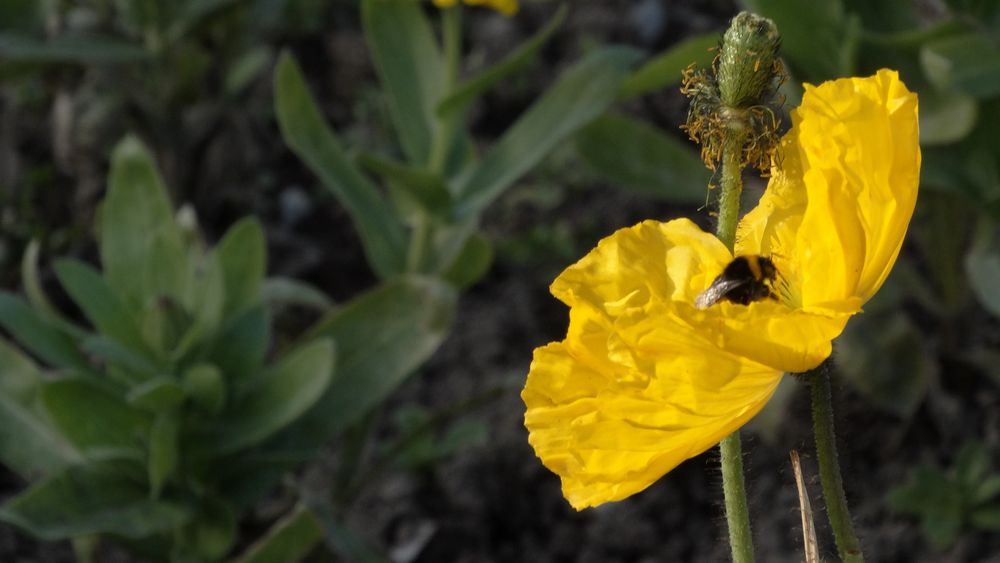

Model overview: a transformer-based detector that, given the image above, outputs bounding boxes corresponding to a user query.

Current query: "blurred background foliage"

[0,0,999,561]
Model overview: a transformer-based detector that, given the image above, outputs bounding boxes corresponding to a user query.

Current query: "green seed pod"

[717,12,781,109]
[681,11,785,173]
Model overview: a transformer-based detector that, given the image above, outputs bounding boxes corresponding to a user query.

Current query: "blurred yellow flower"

[431,0,518,16]
[522,69,919,510]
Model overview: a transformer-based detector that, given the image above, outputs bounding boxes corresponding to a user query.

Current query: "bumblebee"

[695,255,779,309]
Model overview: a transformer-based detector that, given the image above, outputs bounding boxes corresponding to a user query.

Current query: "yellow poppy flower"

[431,0,518,16]
[522,69,919,510]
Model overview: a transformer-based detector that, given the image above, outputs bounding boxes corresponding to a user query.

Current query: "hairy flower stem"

[716,148,754,562]
[685,13,783,560]
[720,432,754,563]
[810,364,864,562]
[716,130,746,250]
[716,155,753,563]
[716,125,753,563]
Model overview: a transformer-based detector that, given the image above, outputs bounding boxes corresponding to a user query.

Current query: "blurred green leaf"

[127,377,186,412]
[975,475,1000,504]
[80,336,159,381]
[392,405,488,469]
[21,239,64,326]
[956,442,990,485]
[362,0,444,165]
[148,414,179,498]
[263,278,334,312]
[167,0,242,42]
[210,306,270,383]
[205,339,335,454]
[843,0,917,32]
[889,465,958,514]
[42,378,150,460]
[742,0,860,81]
[442,231,493,289]
[919,89,978,145]
[453,47,641,217]
[966,241,1000,317]
[183,364,226,415]
[0,338,43,403]
[101,136,188,309]
[836,312,933,417]
[356,152,451,217]
[182,251,226,347]
[0,464,189,540]
[861,20,964,50]
[181,497,237,561]
[217,217,266,318]
[0,395,79,478]
[923,508,963,549]
[970,506,1000,530]
[280,277,456,447]
[945,0,1000,37]
[889,445,1000,549]
[54,259,148,354]
[275,52,408,279]
[921,33,1000,99]
[575,112,710,203]
[225,47,273,96]
[0,33,151,64]
[0,343,81,476]
[305,498,388,563]
[233,505,322,563]
[437,5,567,116]
[619,32,720,99]
[113,0,172,35]
[0,0,45,34]
[0,292,90,372]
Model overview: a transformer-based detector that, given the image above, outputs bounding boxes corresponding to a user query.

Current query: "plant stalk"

[716,127,753,563]
[810,364,864,562]
[720,432,754,563]
[716,129,746,251]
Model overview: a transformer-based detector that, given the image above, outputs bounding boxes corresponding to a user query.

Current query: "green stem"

[716,127,753,563]
[720,432,754,563]
[810,364,864,562]
[716,129,746,251]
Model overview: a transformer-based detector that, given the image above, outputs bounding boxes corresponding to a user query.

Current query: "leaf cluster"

[0,137,456,561]
[889,442,1000,550]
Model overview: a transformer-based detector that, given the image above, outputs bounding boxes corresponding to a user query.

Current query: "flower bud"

[682,11,785,173]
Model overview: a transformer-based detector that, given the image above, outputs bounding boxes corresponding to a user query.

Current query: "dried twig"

[791,450,820,563]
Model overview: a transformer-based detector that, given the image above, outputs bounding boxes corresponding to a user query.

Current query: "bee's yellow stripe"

[745,255,762,281]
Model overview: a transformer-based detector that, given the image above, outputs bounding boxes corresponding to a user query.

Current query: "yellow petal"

[686,294,851,374]
[523,306,782,509]
[738,69,920,314]
[553,218,844,373]
[551,218,732,312]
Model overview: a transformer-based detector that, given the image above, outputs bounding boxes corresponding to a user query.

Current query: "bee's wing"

[694,278,749,309]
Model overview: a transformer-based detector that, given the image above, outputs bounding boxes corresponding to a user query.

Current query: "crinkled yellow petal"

[686,289,851,374]
[552,218,846,374]
[551,219,732,312]
[522,305,782,509]
[431,0,518,15]
[737,69,920,314]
